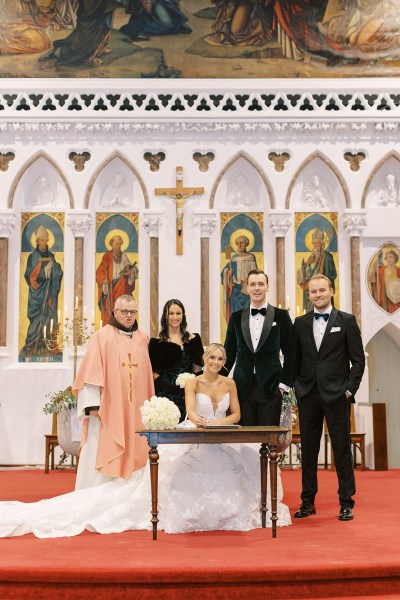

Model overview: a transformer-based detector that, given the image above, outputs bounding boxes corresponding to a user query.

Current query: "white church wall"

[1,79,400,464]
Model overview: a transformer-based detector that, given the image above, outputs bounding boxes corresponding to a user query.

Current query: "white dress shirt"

[313,305,352,397]
[249,302,289,392]
[249,301,268,351]
[313,305,332,351]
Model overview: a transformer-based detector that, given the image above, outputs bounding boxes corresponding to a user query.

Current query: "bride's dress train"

[0,393,291,538]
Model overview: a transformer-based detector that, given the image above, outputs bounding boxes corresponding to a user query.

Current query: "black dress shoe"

[338,506,353,521]
[294,503,316,518]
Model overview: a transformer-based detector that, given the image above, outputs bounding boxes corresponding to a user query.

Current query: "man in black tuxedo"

[293,274,365,522]
[223,270,294,426]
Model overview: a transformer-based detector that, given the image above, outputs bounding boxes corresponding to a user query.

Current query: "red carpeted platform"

[0,468,399,600]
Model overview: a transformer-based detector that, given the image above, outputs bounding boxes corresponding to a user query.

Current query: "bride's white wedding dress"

[0,393,291,538]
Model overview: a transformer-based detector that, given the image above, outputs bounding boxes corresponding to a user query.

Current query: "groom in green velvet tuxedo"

[223,270,295,425]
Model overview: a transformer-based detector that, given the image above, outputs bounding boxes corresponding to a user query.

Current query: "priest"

[73,294,154,490]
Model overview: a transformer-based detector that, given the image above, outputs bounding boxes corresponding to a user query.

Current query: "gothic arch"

[209,151,274,209]
[8,151,73,209]
[84,151,148,209]
[365,321,400,350]
[361,150,400,208]
[285,151,350,209]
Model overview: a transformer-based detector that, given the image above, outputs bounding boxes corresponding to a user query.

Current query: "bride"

[0,343,291,538]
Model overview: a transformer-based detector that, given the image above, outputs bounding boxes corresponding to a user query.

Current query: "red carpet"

[0,468,399,600]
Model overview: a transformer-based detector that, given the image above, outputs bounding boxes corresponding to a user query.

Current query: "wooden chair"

[44,414,59,474]
[288,405,366,470]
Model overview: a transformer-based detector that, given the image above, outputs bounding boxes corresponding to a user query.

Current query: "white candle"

[286,294,290,308]
[99,319,102,329]
[43,325,47,339]
[303,309,306,315]
[64,305,68,319]
[278,304,281,309]
[50,319,53,333]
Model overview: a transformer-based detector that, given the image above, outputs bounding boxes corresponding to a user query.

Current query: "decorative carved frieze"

[1,91,400,120]
[0,120,398,142]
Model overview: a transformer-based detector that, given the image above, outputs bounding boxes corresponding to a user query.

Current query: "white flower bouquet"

[175,372,195,388]
[140,396,181,430]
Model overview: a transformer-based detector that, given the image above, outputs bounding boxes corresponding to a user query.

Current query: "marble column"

[343,211,367,328]
[0,211,16,348]
[192,211,217,345]
[66,212,92,324]
[143,211,164,338]
[269,212,292,309]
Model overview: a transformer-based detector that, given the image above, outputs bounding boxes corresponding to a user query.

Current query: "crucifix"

[155,166,204,254]
[122,353,138,402]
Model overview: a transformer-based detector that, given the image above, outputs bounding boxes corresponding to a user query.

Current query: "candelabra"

[44,309,94,379]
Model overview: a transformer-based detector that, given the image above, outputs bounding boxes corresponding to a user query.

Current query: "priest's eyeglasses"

[115,309,137,316]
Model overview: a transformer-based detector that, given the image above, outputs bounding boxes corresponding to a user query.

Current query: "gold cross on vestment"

[122,353,138,403]
[155,166,204,254]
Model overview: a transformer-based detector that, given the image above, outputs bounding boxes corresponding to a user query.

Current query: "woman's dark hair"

[159,299,190,343]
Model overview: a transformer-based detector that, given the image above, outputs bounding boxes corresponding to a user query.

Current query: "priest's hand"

[89,409,100,419]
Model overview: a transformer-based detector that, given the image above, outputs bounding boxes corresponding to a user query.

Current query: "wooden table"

[137,426,289,540]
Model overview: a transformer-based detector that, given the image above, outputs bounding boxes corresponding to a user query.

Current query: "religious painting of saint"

[19,213,64,363]
[95,213,139,327]
[295,212,339,314]
[367,243,400,315]
[220,212,263,341]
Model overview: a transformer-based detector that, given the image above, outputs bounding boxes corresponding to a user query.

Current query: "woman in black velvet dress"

[149,299,203,421]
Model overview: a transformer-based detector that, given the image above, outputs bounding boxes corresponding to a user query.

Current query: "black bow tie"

[314,313,329,322]
[251,307,267,316]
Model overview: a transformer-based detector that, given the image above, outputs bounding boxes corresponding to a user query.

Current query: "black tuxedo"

[224,304,294,425]
[293,308,365,508]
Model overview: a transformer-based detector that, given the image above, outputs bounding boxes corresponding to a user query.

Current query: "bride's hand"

[196,414,209,427]
[189,411,209,427]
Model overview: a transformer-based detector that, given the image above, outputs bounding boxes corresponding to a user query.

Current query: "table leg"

[259,443,268,528]
[149,445,159,541]
[360,439,365,471]
[269,445,278,538]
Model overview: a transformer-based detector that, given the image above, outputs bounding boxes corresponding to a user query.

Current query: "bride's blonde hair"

[203,343,226,363]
